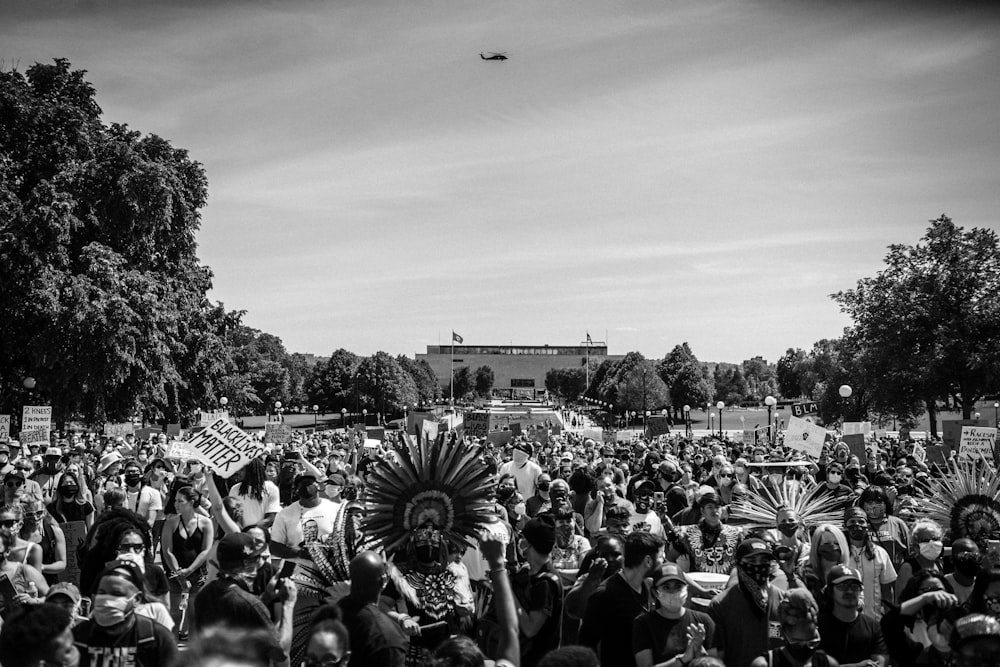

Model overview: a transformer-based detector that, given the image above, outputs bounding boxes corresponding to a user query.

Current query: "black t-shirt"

[579,572,652,667]
[515,562,563,667]
[193,576,278,644]
[632,608,716,663]
[817,610,888,664]
[74,616,176,667]
[338,594,408,667]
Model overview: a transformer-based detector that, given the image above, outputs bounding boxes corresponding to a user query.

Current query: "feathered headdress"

[362,431,495,557]
[728,483,845,530]
[923,458,1000,549]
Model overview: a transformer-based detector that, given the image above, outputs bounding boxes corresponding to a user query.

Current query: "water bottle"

[179,592,189,611]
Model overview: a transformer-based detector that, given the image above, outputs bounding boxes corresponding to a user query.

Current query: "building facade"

[416,344,624,399]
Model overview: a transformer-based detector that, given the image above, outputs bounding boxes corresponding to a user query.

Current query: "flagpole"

[450,337,454,406]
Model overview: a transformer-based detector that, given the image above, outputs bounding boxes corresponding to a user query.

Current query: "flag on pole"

[452,331,463,344]
[586,332,592,344]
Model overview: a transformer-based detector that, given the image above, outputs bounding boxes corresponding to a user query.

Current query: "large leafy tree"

[396,355,439,406]
[356,352,418,416]
[306,349,360,413]
[0,59,217,425]
[545,367,588,403]
[834,216,1000,433]
[595,352,670,413]
[657,343,714,409]
[473,365,495,397]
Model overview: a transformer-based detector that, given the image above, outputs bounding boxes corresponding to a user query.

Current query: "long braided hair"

[237,458,267,502]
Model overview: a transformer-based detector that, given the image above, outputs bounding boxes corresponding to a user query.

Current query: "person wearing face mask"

[194,533,297,664]
[895,519,945,601]
[843,508,896,620]
[322,472,346,506]
[511,516,563,667]
[708,539,786,667]
[47,471,95,530]
[963,566,1000,619]
[74,561,177,667]
[629,480,668,538]
[812,463,854,506]
[946,538,983,604]
[752,588,833,667]
[803,525,850,609]
[656,462,691,518]
[120,460,161,528]
[856,486,910,571]
[499,442,544,498]
[31,447,65,505]
[881,570,959,667]
[0,443,13,478]
[269,475,340,564]
[672,492,742,575]
[496,474,526,529]
[633,562,715,667]
[526,472,553,518]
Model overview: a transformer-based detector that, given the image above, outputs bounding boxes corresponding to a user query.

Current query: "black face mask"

[848,527,868,542]
[785,642,818,661]
[954,552,982,578]
[778,524,799,538]
[342,486,358,501]
[635,497,651,512]
[537,482,551,492]
[298,484,318,501]
[124,473,142,487]
[496,487,514,500]
[742,562,771,585]
[59,486,78,498]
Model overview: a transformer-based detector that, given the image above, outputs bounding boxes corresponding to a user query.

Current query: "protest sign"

[510,423,522,437]
[181,418,260,478]
[103,422,134,438]
[421,420,439,443]
[959,426,998,464]
[843,434,867,465]
[264,422,293,444]
[646,416,671,438]
[21,405,51,444]
[842,422,872,438]
[487,431,513,447]
[464,412,489,438]
[912,443,927,464]
[742,429,757,445]
[59,521,87,586]
[166,423,182,437]
[0,415,9,441]
[943,420,988,451]
[166,439,196,460]
[790,402,818,418]
[367,427,385,442]
[199,411,229,427]
[19,428,49,448]
[785,416,827,458]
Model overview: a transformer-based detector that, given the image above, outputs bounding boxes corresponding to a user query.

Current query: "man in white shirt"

[269,475,342,565]
[122,458,163,527]
[498,442,542,497]
[628,479,667,538]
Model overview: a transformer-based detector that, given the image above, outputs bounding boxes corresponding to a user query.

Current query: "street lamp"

[220,396,228,409]
[764,395,777,444]
[839,385,852,423]
[644,410,650,431]
[994,402,998,427]
[975,412,981,421]
[716,401,725,438]
[683,405,691,438]
[710,412,716,431]
[341,407,347,429]
[274,401,283,423]
[23,377,36,390]
[312,404,319,427]
[362,409,368,427]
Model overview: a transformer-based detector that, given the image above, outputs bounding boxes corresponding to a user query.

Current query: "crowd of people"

[0,415,998,667]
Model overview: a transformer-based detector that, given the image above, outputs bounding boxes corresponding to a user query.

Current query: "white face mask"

[919,540,943,561]
[827,473,842,485]
[657,589,687,613]
[512,450,528,465]
[92,594,135,627]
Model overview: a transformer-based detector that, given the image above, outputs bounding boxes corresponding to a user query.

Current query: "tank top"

[171,518,205,569]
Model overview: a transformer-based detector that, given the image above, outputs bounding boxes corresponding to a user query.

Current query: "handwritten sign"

[790,402,818,418]
[646,416,672,437]
[181,418,260,478]
[60,521,88,586]
[166,439,196,460]
[785,416,827,458]
[0,415,9,440]
[21,405,52,445]
[843,422,872,437]
[959,426,998,464]
[464,412,489,438]
[264,422,293,444]
[19,428,49,448]
[843,434,867,465]
[199,411,229,427]
[103,422,134,438]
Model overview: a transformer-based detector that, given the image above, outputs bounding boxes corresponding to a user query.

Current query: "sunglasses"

[117,543,145,554]
[4,481,23,488]
[835,581,863,592]
[0,519,18,528]
[719,473,733,478]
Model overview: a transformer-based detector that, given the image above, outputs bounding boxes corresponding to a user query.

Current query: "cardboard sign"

[943,420,988,451]
[166,423,182,437]
[790,402,818,418]
[785,416,826,458]
[959,426,998,464]
[199,411,229,427]
[843,434,867,465]
[912,443,927,464]
[0,415,9,440]
[103,422,134,438]
[166,439,196,460]
[21,405,51,444]
[646,416,672,437]
[60,521,88,586]
[181,418,260,478]
[510,423,522,436]
[19,428,49,447]
[421,420,438,443]
[464,412,489,438]
[264,422,293,444]
[367,427,385,442]
[487,431,513,447]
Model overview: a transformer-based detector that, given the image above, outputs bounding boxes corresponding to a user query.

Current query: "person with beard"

[672,492,743,575]
[500,442,543,498]
[843,508,895,620]
[945,538,983,604]
[817,565,888,667]
[194,533,296,664]
[633,562,715,667]
[856,486,910,571]
[751,588,836,667]
[564,533,625,622]
[579,531,665,667]
[708,538,787,667]
[74,561,177,667]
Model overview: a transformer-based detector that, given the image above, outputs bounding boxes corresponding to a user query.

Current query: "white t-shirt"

[125,486,163,524]
[499,459,542,497]
[271,499,342,561]
[228,481,282,528]
[628,509,666,538]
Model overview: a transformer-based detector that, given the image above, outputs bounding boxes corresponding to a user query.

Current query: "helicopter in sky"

[480,52,508,61]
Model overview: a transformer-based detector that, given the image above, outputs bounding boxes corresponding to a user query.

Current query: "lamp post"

[975,412,981,422]
[312,404,319,428]
[683,405,691,438]
[764,395,776,444]
[838,385,852,422]
[341,407,347,429]
[644,410,650,432]
[716,401,725,438]
[362,408,368,427]
[994,402,999,428]
[274,401,283,423]
[710,412,716,432]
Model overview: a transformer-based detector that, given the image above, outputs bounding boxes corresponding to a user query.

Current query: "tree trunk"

[927,399,938,438]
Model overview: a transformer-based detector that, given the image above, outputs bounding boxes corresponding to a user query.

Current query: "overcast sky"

[3,0,999,363]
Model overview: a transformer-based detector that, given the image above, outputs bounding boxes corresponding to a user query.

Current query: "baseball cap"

[652,563,687,587]
[955,613,1000,646]
[216,533,266,571]
[44,447,62,458]
[825,564,862,588]
[45,582,82,604]
[0,444,8,454]
[736,538,774,562]
[99,560,146,591]
[634,479,656,495]
[326,473,346,486]
[560,452,573,462]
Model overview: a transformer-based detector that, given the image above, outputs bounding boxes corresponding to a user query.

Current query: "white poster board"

[21,405,52,445]
[180,418,260,478]
[264,422,293,444]
[959,426,997,464]
[0,415,9,441]
[103,422,134,438]
[785,416,827,458]
[199,411,230,427]
[842,422,873,438]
